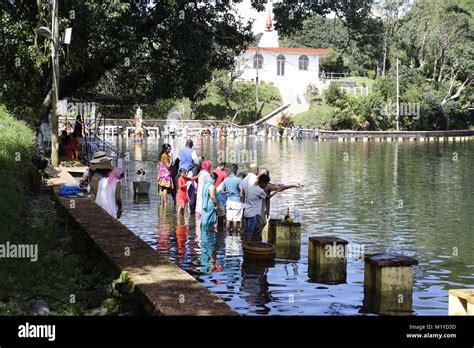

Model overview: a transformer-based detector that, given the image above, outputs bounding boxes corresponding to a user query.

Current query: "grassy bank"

[0,106,145,315]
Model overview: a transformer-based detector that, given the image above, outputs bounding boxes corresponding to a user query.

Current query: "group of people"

[157,140,302,242]
[58,129,81,161]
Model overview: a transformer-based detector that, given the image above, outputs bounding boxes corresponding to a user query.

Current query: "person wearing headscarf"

[195,159,212,220]
[95,167,124,219]
[201,172,218,232]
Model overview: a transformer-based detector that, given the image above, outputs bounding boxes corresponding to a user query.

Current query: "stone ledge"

[309,236,349,246]
[365,253,418,268]
[54,188,239,316]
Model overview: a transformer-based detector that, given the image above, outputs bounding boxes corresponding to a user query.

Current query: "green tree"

[0,1,253,126]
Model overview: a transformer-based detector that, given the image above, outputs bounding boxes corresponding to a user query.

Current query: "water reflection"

[200,230,226,273]
[241,261,274,315]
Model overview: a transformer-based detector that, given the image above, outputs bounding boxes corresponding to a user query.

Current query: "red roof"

[247,46,334,55]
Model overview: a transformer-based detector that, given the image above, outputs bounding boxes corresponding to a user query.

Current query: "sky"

[233,0,273,34]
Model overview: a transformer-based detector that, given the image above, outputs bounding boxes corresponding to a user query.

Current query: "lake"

[112,135,474,315]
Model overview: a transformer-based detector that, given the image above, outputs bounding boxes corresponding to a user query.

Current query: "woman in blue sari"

[201,172,218,232]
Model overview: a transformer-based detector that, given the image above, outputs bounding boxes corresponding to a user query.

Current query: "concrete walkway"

[54,187,238,316]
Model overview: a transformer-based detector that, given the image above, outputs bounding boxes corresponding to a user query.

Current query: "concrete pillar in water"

[266,219,301,260]
[448,289,474,315]
[363,137,368,142]
[362,253,418,315]
[308,236,348,284]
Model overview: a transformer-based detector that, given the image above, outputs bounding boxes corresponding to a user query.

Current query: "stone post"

[266,219,301,260]
[308,236,348,284]
[362,253,418,315]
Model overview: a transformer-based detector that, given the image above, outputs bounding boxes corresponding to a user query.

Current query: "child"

[177,168,198,219]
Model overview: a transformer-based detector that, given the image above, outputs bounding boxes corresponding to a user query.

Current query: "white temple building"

[236,9,333,117]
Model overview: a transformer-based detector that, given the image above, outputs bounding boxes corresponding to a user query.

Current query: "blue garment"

[216,190,227,206]
[200,229,217,273]
[59,185,81,196]
[178,147,193,171]
[201,176,217,231]
[223,175,241,202]
[244,215,259,235]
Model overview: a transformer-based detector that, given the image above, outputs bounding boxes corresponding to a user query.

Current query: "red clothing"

[59,142,75,160]
[176,176,197,208]
[213,168,228,188]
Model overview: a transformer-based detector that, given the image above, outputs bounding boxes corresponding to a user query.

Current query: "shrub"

[324,83,347,107]
[367,70,376,79]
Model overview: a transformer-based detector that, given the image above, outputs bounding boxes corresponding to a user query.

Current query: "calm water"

[110,135,474,315]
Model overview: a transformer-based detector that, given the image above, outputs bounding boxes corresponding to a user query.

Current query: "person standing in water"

[223,164,243,235]
[213,162,228,188]
[243,174,270,243]
[195,160,212,220]
[176,168,198,221]
[253,169,303,241]
[201,172,219,232]
[157,144,174,206]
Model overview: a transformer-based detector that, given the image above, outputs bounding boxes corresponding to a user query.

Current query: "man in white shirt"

[243,174,270,243]
[239,163,259,203]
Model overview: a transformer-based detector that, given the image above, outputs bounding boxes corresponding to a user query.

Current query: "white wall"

[237,51,321,97]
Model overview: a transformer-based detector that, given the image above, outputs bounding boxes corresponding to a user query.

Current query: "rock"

[30,299,50,316]
[43,164,59,178]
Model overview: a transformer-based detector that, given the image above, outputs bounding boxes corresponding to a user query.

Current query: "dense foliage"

[0,0,253,126]
[284,0,473,130]
[145,70,281,125]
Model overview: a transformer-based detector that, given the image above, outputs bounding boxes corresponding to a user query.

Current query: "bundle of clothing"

[58,184,83,197]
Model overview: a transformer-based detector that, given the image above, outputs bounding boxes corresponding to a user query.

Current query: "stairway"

[275,81,310,118]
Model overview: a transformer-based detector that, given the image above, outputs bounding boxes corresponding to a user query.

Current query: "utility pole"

[50,0,60,166]
[255,46,260,115]
[396,58,400,131]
